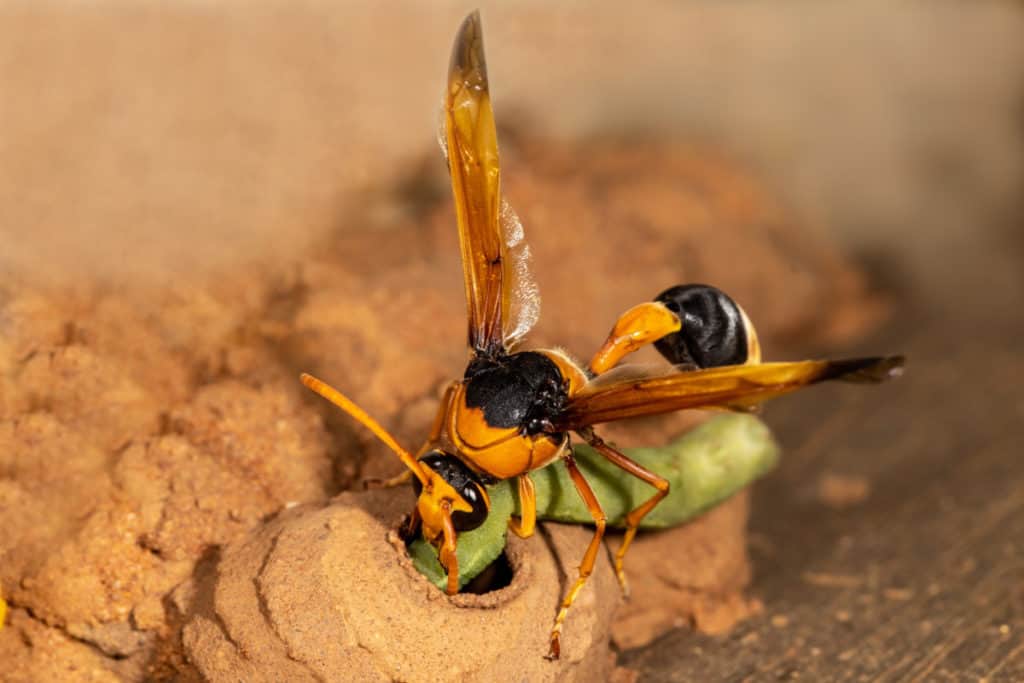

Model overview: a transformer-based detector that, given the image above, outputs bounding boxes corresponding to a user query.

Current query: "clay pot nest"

[177,486,754,682]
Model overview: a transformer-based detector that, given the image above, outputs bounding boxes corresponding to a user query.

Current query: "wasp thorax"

[464,351,568,435]
[653,284,758,368]
[413,451,490,532]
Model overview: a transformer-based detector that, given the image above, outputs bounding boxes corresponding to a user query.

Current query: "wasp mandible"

[302,11,904,659]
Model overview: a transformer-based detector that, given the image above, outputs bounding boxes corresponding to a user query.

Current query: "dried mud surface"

[181,491,622,682]
[0,139,882,681]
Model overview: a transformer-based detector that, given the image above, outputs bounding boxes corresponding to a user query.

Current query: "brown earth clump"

[612,491,760,650]
[179,490,621,682]
[0,138,882,680]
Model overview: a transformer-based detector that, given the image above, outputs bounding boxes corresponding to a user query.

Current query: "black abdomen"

[464,351,568,434]
[653,284,750,368]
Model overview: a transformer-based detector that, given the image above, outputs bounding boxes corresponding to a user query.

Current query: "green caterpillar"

[409,412,779,590]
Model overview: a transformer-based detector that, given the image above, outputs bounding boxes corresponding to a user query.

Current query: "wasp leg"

[508,474,537,538]
[399,506,422,543]
[547,452,607,660]
[588,301,681,375]
[438,500,461,595]
[363,469,414,490]
[579,427,669,598]
[417,381,460,455]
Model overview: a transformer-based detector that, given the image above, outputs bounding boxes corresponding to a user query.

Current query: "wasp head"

[411,450,491,541]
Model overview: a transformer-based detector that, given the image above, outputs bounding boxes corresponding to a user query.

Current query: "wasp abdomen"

[653,284,754,368]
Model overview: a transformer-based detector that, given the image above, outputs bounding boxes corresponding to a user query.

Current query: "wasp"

[301,11,904,659]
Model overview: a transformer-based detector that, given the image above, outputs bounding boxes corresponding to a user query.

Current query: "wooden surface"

[622,244,1024,681]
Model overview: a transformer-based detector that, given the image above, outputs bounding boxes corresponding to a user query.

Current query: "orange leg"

[399,506,422,543]
[508,475,537,538]
[547,452,607,660]
[438,500,460,595]
[417,382,459,456]
[589,301,681,375]
[579,427,669,598]
[363,469,414,490]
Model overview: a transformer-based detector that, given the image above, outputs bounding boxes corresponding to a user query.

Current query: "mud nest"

[0,138,884,681]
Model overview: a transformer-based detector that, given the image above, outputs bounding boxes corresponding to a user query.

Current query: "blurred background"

[3,1,1022,311]
[1,1,1022,681]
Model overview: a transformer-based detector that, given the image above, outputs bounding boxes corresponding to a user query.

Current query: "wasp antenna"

[300,373,429,486]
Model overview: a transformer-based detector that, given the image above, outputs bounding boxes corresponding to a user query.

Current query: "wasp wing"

[498,197,540,349]
[436,138,540,351]
[554,356,905,429]
[444,11,519,356]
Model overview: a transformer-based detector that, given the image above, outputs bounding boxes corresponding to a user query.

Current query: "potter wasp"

[301,11,904,659]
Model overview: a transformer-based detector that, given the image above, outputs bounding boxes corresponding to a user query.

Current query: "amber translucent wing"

[555,356,905,429]
[445,12,506,355]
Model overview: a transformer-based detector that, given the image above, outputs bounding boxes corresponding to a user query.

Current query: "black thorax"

[463,351,568,435]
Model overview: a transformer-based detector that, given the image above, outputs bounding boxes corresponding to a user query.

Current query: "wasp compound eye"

[415,452,490,532]
[653,284,752,368]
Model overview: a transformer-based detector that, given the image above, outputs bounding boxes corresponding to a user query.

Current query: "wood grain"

[622,288,1024,681]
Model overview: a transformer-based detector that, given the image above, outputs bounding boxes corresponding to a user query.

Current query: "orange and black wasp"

[301,11,904,659]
